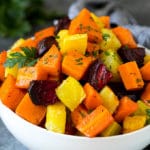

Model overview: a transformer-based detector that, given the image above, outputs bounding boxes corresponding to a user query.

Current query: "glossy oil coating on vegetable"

[0,8,150,138]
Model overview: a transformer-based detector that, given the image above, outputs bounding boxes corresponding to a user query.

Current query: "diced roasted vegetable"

[83,82,103,110]
[100,49,123,82]
[101,121,122,137]
[56,76,86,111]
[45,102,66,133]
[60,33,88,55]
[76,105,114,137]
[16,93,46,125]
[114,96,138,122]
[37,36,58,56]
[108,82,143,101]
[99,86,119,114]
[100,28,121,51]
[118,61,144,90]
[28,80,59,106]
[62,50,93,80]
[55,16,71,35]
[134,100,150,115]
[118,46,145,67]
[84,59,112,91]
[123,115,146,133]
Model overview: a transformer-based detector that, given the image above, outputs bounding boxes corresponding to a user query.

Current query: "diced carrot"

[114,96,138,122]
[141,83,150,105]
[0,50,7,81]
[83,83,103,110]
[118,61,144,90]
[86,42,100,53]
[62,50,93,80]
[77,105,114,137]
[112,26,137,48]
[71,104,88,126]
[99,16,110,28]
[16,66,48,89]
[16,93,46,125]
[34,27,55,43]
[140,61,150,80]
[69,8,102,43]
[36,45,62,77]
[0,75,25,111]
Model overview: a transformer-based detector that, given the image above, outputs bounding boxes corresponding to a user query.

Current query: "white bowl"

[0,100,150,150]
[1,46,150,150]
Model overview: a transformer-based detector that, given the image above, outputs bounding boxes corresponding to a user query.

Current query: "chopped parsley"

[102,33,110,41]
[4,47,38,68]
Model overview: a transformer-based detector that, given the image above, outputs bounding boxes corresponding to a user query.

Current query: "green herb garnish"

[104,51,110,56]
[102,33,110,41]
[4,47,38,68]
[75,57,83,65]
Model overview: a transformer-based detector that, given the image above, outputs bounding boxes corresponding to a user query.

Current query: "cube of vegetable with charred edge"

[45,102,66,134]
[83,59,112,91]
[118,46,145,68]
[55,76,86,111]
[28,80,59,106]
[99,86,119,114]
[118,61,144,91]
[123,115,146,133]
[76,105,114,137]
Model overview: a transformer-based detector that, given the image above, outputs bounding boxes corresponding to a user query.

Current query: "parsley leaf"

[4,47,38,68]
[102,33,110,41]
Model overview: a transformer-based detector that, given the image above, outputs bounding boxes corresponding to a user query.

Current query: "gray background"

[0,0,150,150]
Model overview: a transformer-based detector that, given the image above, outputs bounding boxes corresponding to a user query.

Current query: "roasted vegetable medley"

[1,8,150,137]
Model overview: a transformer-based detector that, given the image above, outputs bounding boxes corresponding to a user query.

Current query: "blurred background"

[0,0,150,150]
[0,0,150,50]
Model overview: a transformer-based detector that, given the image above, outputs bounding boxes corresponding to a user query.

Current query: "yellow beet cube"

[99,86,119,114]
[45,102,66,134]
[123,115,146,133]
[100,28,121,51]
[61,34,87,55]
[101,121,122,137]
[56,76,86,111]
